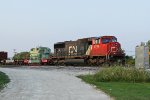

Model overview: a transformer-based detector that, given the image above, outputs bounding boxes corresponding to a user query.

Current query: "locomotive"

[29,47,51,65]
[51,36,125,66]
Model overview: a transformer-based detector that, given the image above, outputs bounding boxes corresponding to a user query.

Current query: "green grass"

[94,67,150,82]
[0,71,10,90]
[78,67,150,100]
[78,75,150,100]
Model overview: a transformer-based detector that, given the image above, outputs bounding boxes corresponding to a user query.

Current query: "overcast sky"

[0,0,150,57]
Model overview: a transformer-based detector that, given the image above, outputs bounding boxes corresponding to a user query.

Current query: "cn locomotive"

[50,36,125,66]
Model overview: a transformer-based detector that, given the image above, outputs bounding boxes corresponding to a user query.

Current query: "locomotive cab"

[91,36,124,57]
[88,36,125,65]
[109,37,124,56]
[102,36,123,55]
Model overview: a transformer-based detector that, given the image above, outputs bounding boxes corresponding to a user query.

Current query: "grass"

[78,67,150,100]
[94,67,150,82]
[0,71,10,90]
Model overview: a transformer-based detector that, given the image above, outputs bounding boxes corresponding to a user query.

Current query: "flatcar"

[51,36,125,66]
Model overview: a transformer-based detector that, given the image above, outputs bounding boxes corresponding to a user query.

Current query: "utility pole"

[13,49,17,55]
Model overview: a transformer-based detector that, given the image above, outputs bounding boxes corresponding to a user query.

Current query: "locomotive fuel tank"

[65,59,85,64]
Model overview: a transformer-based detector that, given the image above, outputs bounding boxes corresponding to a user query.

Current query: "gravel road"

[0,67,110,100]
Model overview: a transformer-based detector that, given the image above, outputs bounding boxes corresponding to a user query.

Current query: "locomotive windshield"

[102,38,111,44]
[112,37,117,42]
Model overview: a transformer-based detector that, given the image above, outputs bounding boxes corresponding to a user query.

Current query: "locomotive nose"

[110,42,125,56]
[111,42,120,52]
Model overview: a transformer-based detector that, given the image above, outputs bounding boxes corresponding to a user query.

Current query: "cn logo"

[69,46,77,55]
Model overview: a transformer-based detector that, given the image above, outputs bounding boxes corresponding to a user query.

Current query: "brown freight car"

[0,51,8,63]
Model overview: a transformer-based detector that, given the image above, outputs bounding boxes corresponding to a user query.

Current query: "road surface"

[0,67,111,100]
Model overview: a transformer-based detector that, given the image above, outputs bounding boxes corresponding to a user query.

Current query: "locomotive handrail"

[106,46,112,60]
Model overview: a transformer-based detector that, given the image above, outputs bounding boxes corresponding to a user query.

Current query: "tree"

[147,40,150,64]
[148,40,150,50]
[125,55,135,66]
[13,52,30,60]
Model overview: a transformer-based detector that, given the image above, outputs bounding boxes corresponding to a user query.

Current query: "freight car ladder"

[86,45,92,55]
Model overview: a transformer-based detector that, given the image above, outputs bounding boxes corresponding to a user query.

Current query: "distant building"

[135,43,149,69]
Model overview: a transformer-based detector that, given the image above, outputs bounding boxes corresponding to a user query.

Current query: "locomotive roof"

[54,42,65,45]
[78,36,116,40]
[54,36,116,44]
[101,36,116,38]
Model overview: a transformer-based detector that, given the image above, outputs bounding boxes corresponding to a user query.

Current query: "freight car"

[13,59,29,65]
[2,47,51,65]
[51,36,125,66]
[0,51,8,64]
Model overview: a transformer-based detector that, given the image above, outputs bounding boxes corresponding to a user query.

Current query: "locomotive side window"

[95,39,100,44]
[88,41,92,45]
[102,38,111,44]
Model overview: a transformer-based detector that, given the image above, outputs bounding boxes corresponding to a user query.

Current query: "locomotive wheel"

[86,59,92,66]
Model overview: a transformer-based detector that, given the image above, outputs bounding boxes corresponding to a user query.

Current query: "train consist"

[0,36,125,66]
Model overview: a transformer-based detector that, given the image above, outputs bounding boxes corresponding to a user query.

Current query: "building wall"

[135,45,149,69]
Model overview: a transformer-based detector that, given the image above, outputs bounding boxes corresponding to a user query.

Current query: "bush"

[94,67,150,82]
[0,71,10,89]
